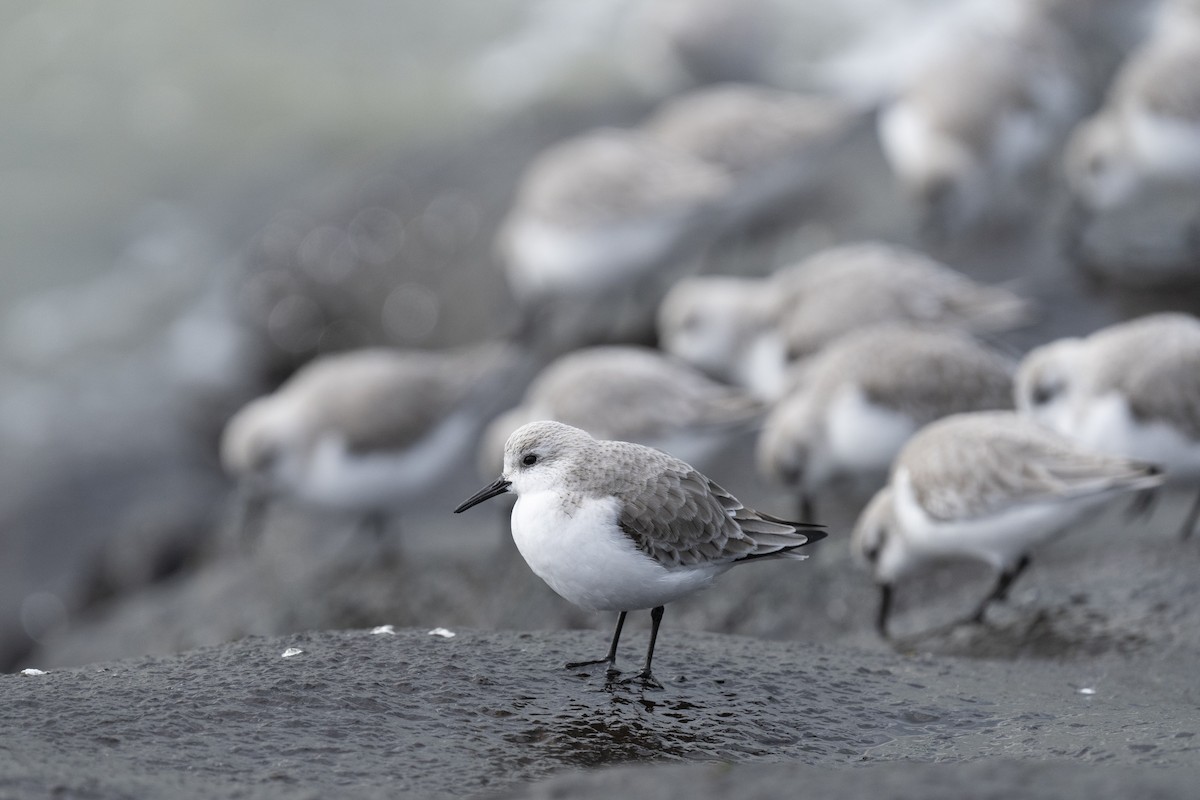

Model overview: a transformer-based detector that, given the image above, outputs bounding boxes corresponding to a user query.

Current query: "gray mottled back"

[287,344,510,454]
[773,243,1032,359]
[803,324,1016,424]
[898,411,1162,521]
[644,84,856,175]
[508,128,730,228]
[1086,313,1200,440]
[524,345,761,441]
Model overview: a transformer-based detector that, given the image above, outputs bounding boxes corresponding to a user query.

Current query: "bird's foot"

[565,657,620,678]
[617,669,663,691]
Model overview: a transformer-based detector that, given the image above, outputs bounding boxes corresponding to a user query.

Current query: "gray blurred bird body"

[221,344,514,539]
[758,325,1016,519]
[853,411,1163,637]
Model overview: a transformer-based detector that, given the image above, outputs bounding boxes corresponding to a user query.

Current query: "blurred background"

[3,0,1197,672]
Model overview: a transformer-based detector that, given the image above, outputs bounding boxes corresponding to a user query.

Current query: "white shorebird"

[497,127,730,349]
[643,83,860,229]
[877,7,1085,236]
[454,420,824,688]
[757,325,1016,522]
[221,344,517,543]
[1061,4,1200,283]
[1064,5,1200,214]
[478,345,761,476]
[851,411,1163,638]
[773,242,1034,364]
[1015,313,1200,538]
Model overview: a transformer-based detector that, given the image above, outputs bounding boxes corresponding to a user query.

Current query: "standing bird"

[455,420,824,688]
[757,325,1016,522]
[852,411,1163,639]
[221,344,518,545]
[497,127,730,351]
[1016,313,1200,538]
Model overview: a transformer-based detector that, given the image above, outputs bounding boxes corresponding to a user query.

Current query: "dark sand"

[5,627,1200,799]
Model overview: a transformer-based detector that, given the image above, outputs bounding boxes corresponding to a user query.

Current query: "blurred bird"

[773,242,1035,364]
[656,274,788,400]
[657,242,1032,400]
[220,343,518,546]
[852,411,1164,638]
[1061,4,1200,283]
[478,345,762,478]
[497,127,730,351]
[757,325,1016,522]
[877,8,1086,237]
[643,83,861,229]
[1015,312,1200,538]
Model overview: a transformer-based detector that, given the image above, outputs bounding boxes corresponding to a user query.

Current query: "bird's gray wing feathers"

[908,423,1160,521]
[613,457,818,568]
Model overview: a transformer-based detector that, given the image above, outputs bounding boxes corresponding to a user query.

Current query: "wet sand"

[5,626,1200,799]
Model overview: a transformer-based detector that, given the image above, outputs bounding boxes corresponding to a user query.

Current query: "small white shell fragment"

[281,647,303,658]
[371,625,396,635]
[1077,687,1096,696]
[19,668,46,676]
[427,627,456,639]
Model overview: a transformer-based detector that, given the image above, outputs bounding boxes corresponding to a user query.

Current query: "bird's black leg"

[876,584,893,640]
[967,554,1031,624]
[358,510,391,541]
[230,484,270,551]
[567,611,626,674]
[798,493,817,525]
[1178,488,1200,541]
[628,606,665,689]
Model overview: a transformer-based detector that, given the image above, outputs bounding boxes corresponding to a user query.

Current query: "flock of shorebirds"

[219,0,1200,686]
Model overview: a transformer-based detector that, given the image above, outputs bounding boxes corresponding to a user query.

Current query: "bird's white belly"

[504,216,683,300]
[891,468,1112,574]
[510,491,726,612]
[297,412,476,511]
[825,385,917,478]
[1075,392,1200,479]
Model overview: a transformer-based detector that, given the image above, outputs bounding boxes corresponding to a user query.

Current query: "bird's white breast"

[510,490,726,612]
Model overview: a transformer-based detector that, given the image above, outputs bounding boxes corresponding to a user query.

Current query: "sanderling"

[656,274,788,400]
[757,324,1015,522]
[1064,5,1200,215]
[1061,5,1200,282]
[643,83,860,229]
[851,410,1163,638]
[877,7,1085,236]
[220,343,516,543]
[478,345,761,476]
[1016,312,1200,538]
[497,127,730,349]
[772,242,1034,364]
[454,420,824,688]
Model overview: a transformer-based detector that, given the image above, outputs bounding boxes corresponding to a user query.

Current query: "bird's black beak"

[453,478,511,513]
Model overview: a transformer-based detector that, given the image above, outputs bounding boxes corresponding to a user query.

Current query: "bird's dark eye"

[522,453,537,466]
[1032,383,1058,406]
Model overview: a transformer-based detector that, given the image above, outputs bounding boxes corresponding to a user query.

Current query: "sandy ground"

[4,627,1200,799]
